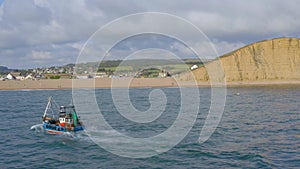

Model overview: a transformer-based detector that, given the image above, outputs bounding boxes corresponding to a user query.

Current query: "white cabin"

[190,65,198,70]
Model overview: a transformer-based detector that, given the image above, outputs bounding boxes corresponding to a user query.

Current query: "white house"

[190,65,198,70]
[6,73,16,80]
[25,74,35,80]
[93,72,108,78]
[16,76,25,80]
[76,74,89,79]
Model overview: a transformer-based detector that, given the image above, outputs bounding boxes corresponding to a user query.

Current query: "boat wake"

[30,124,44,132]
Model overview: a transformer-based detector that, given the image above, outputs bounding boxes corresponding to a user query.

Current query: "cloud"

[30,50,52,60]
[0,0,300,68]
[185,0,300,42]
[211,40,245,56]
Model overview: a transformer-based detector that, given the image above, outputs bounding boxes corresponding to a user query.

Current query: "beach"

[0,78,181,90]
[1,78,300,90]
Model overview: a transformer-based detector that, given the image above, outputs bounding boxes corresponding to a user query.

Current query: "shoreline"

[0,78,300,90]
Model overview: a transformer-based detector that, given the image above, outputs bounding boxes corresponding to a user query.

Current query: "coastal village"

[0,67,172,81]
[0,65,75,81]
[0,60,200,81]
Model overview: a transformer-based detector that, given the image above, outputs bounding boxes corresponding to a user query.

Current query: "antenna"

[70,98,73,106]
[43,96,52,118]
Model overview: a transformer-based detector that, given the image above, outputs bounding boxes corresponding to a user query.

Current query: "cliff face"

[180,37,300,81]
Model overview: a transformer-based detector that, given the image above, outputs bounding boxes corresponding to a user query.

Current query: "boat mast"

[43,96,52,118]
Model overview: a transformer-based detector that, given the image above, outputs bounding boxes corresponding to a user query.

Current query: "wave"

[30,124,44,132]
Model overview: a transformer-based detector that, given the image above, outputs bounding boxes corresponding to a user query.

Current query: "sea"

[0,86,299,168]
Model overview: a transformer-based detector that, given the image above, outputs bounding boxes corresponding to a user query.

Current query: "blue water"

[0,86,299,168]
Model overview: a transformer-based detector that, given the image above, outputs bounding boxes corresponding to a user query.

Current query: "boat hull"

[43,122,84,134]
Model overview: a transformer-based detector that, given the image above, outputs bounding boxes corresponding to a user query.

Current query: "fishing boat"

[42,97,84,134]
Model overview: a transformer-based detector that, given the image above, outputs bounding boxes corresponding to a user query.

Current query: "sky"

[0,0,300,69]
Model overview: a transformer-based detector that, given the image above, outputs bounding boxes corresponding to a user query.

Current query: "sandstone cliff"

[180,37,300,82]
